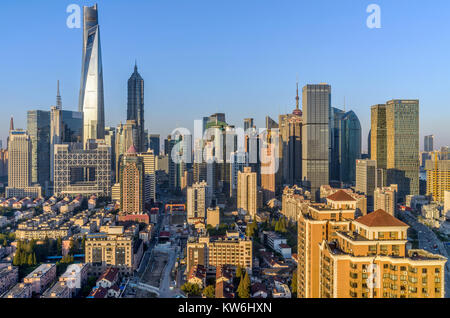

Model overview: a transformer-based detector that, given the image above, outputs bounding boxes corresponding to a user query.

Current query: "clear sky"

[0,0,449,152]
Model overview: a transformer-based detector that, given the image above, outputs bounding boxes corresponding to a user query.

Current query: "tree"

[236,266,243,279]
[56,237,62,255]
[27,254,33,266]
[203,285,215,298]
[237,272,250,298]
[291,270,297,298]
[181,282,202,297]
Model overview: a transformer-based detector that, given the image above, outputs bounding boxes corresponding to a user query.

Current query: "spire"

[56,80,62,109]
[134,60,138,73]
[292,80,302,116]
[9,116,14,132]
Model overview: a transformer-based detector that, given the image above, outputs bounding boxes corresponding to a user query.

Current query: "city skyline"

[1,1,450,151]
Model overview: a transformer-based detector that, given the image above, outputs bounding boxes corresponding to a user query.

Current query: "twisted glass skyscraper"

[78,4,105,148]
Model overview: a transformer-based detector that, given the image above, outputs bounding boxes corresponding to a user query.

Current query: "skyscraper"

[187,181,209,224]
[149,134,160,156]
[330,108,361,184]
[78,4,105,148]
[27,110,50,192]
[237,166,257,218]
[386,100,420,199]
[370,104,387,169]
[244,118,254,132]
[278,83,302,186]
[6,130,41,198]
[115,120,138,182]
[127,64,145,152]
[355,159,378,210]
[302,84,331,201]
[424,135,434,152]
[119,145,144,214]
[138,149,156,203]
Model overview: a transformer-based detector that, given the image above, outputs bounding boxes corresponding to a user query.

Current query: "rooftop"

[327,190,356,202]
[355,209,408,228]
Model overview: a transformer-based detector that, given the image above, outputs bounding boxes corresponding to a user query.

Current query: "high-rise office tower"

[187,181,209,223]
[0,149,8,179]
[27,110,50,192]
[7,130,31,188]
[244,118,254,132]
[355,159,378,210]
[115,120,138,182]
[149,134,160,156]
[370,104,387,169]
[127,63,145,152]
[230,151,249,198]
[386,100,420,199]
[330,108,361,184]
[367,129,371,158]
[237,167,257,218]
[6,130,41,198]
[119,145,144,213]
[78,4,105,148]
[424,135,434,152]
[138,149,156,203]
[265,116,278,130]
[53,141,111,197]
[374,184,398,216]
[278,83,302,186]
[104,126,116,181]
[302,84,331,201]
[425,154,450,203]
[50,106,62,183]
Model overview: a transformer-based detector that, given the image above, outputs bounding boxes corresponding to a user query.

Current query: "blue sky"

[0,0,449,151]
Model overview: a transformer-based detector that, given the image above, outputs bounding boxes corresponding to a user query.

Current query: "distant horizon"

[1,0,449,151]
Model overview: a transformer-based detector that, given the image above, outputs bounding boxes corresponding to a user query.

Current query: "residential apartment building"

[0,265,18,295]
[23,263,57,294]
[318,210,446,298]
[281,185,310,222]
[237,166,257,218]
[41,281,71,298]
[425,157,450,203]
[3,283,32,298]
[374,184,398,216]
[84,227,137,277]
[186,233,252,274]
[297,191,357,298]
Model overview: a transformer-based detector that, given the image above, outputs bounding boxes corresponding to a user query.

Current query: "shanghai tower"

[78,4,105,148]
[127,63,145,152]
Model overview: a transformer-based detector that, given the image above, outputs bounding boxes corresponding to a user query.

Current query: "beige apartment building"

[374,184,398,216]
[84,227,135,277]
[297,190,357,298]
[186,233,252,273]
[237,167,258,218]
[425,157,450,203]
[281,185,310,222]
[318,209,446,298]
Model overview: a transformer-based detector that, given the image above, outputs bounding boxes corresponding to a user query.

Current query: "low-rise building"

[59,263,89,296]
[23,263,57,294]
[2,283,32,298]
[41,281,71,298]
[0,265,18,295]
